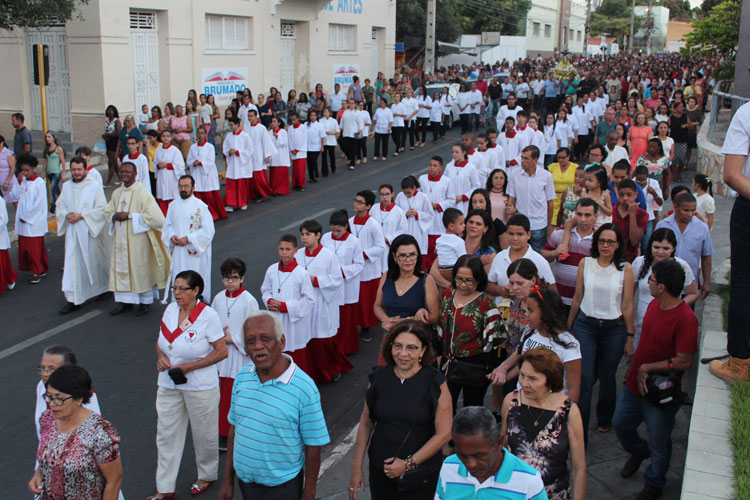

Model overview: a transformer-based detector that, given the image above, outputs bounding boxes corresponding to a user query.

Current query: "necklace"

[525,402,549,427]
[225,295,240,317]
[276,268,294,293]
[302,251,319,270]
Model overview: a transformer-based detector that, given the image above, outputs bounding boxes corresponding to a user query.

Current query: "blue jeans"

[489,99,501,122]
[573,312,627,442]
[640,219,655,255]
[613,384,679,489]
[729,196,750,358]
[529,228,548,252]
[48,172,61,213]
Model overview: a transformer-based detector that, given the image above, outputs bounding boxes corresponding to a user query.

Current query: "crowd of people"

[2,48,745,500]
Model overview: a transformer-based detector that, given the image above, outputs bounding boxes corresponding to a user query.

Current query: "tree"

[0,0,89,30]
[662,0,692,19]
[683,0,740,54]
[590,0,642,45]
[455,0,532,36]
[396,0,462,44]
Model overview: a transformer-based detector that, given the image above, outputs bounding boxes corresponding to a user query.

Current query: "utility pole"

[629,0,635,51]
[585,0,593,45]
[424,0,436,76]
[645,0,654,55]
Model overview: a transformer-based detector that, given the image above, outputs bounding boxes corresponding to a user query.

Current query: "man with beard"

[57,157,111,314]
[162,175,215,300]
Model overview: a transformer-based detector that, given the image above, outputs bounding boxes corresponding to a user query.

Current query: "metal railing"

[707,90,750,145]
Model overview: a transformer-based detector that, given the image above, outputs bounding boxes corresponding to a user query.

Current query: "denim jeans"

[48,172,61,213]
[640,219,655,255]
[613,384,679,489]
[729,196,750,358]
[529,228,548,252]
[573,312,627,442]
[489,99,501,122]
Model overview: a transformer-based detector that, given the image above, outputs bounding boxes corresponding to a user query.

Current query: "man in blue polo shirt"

[435,406,547,499]
[218,311,330,500]
[543,73,559,115]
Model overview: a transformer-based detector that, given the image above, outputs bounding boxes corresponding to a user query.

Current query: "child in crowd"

[138,104,150,132]
[693,173,715,230]
[395,176,433,265]
[436,208,466,282]
[634,164,664,254]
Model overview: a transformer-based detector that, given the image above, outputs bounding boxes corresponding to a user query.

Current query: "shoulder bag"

[442,293,492,387]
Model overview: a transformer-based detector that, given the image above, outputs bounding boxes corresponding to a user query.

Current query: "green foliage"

[0,0,89,30]
[590,0,642,44]
[683,0,740,54]
[662,0,692,19]
[730,379,750,499]
[396,0,462,43]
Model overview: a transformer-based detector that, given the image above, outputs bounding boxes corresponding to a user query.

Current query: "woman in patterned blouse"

[438,255,507,413]
[29,365,122,500]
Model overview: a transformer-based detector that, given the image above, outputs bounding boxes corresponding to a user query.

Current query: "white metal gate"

[130,11,160,111]
[25,27,71,133]
[280,22,296,98]
[371,29,380,81]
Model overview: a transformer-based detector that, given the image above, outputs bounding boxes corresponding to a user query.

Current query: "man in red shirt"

[612,179,648,262]
[613,259,698,500]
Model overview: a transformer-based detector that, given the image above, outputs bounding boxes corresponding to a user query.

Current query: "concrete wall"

[733,0,750,99]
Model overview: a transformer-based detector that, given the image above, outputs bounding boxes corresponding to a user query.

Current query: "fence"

[707,90,750,145]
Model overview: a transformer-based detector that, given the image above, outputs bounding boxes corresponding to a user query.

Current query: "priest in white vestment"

[162,175,215,301]
[56,158,111,313]
[106,162,170,316]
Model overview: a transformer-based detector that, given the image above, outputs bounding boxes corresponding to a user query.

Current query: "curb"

[681,257,734,499]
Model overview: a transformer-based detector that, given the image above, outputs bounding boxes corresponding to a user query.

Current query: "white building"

[524,0,587,57]
[633,6,670,53]
[0,0,395,147]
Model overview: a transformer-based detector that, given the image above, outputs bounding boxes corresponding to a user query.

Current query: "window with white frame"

[329,23,356,51]
[544,24,552,38]
[205,14,251,51]
[532,22,541,37]
[577,30,582,41]
[130,10,156,30]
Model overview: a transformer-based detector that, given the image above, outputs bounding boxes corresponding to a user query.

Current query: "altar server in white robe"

[287,111,308,191]
[11,155,48,283]
[395,176,434,264]
[322,209,364,355]
[260,234,315,375]
[268,116,292,196]
[211,257,259,443]
[443,143,481,215]
[246,109,276,201]
[56,158,111,313]
[419,155,456,269]
[0,192,17,293]
[221,117,253,212]
[350,190,386,339]
[162,175,215,301]
[296,220,353,383]
[498,116,523,170]
[369,184,408,271]
[484,135,507,177]
[123,135,151,192]
[154,130,186,216]
[188,126,227,221]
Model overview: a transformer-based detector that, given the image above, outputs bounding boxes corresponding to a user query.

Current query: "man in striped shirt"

[217,311,330,500]
[541,198,597,306]
[435,407,547,499]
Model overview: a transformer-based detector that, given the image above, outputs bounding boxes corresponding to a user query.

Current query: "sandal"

[191,481,213,496]
[598,425,611,433]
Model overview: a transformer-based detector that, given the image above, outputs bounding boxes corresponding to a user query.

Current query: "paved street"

[0,125,730,499]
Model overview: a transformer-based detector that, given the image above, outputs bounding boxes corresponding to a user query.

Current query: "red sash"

[161,302,207,347]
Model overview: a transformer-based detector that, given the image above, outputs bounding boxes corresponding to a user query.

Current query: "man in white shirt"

[329,84,347,114]
[339,99,364,170]
[238,94,258,132]
[506,145,556,251]
[602,131,629,173]
[470,81,483,131]
[531,73,546,114]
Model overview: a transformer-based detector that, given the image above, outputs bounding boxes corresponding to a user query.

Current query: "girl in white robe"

[369,184,408,271]
[395,175,433,265]
[443,143,481,215]
[418,157,456,269]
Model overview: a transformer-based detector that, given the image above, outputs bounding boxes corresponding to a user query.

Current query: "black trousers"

[416,117,430,143]
[575,133,590,161]
[408,121,417,147]
[356,136,368,159]
[445,353,493,413]
[369,463,439,500]
[307,151,320,180]
[440,116,448,137]
[391,126,405,152]
[343,137,358,167]
[238,469,303,500]
[374,133,390,157]
[430,121,441,142]
[460,114,471,134]
[149,171,157,197]
[321,145,336,175]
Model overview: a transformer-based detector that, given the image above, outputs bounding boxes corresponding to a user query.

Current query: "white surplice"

[395,190,434,254]
[56,175,111,305]
[187,141,220,192]
[349,215,385,282]
[86,166,103,187]
[212,288,260,378]
[321,232,364,306]
[268,128,291,167]
[295,246,342,339]
[123,151,151,192]
[443,160,481,215]
[483,143,507,178]
[11,175,47,237]
[260,261,315,352]
[0,199,9,250]
[161,195,215,299]
[498,132,522,170]
[418,174,456,235]
[369,202,408,270]
[222,130,253,179]
[154,144,186,201]
[247,122,277,174]
[287,123,308,160]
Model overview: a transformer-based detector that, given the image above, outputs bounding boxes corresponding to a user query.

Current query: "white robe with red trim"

[260,261,315,351]
[124,152,151,192]
[395,191,434,255]
[212,289,259,377]
[187,142,220,192]
[348,216,385,282]
[222,130,253,179]
[295,246,342,339]
[247,122,277,173]
[418,174,456,235]
[443,160,481,216]
[154,144,185,201]
[369,202,408,270]
[321,232,364,305]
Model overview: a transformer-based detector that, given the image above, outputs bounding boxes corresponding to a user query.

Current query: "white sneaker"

[7,281,16,290]
[225,206,234,213]
[240,205,248,211]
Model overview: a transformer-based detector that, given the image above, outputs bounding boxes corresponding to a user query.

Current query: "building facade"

[524,0,587,57]
[633,6,670,53]
[0,0,395,146]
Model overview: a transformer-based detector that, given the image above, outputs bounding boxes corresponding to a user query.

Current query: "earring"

[419,356,423,363]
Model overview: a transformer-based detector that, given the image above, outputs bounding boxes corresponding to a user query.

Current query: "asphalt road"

[0,130,460,499]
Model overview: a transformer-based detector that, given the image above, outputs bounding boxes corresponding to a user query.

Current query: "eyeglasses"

[37,366,57,374]
[222,275,241,282]
[598,239,618,246]
[353,198,365,205]
[455,277,477,286]
[43,394,74,406]
[396,253,418,262]
[391,342,422,353]
[171,286,193,292]
[647,275,658,283]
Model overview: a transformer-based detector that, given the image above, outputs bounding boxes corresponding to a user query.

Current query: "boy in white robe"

[222,117,253,212]
[246,110,276,201]
[296,220,352,383]
[188,126,227,221]
[260,234,315,375]
[287,112,308,191]
[419,156,456,270]
[443,144,481,215]
[395,176,433,264]
[0,188,17,292]
[369,184,408,271]
[123,135,151,192]
[57,157,111,313]
[162,175,215,301]
[211,258,259,448]
[154,130,186,216]
[11,155,48,284]
[498,116,522,171]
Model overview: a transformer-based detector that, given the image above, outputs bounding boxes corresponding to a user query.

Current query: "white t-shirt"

[695,192,716,224]
[436,233,466,268]
[722,101,750,188]
[659,136,674,160]
[519,329,581,394]
[641,177,663,221]
[487,245,556,303]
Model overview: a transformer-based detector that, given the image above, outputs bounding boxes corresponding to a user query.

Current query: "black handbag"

[442,293,492,388]
[392,375,439,492]
[645,371,683,408]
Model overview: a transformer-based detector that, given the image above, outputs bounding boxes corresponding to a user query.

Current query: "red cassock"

[218,376,233,436]
[357,277,380,329]
[337,303,360,355]
[249,170,272,200]
[224,178,252,208]
[287,347,312,377]
[305,336,354,383]
[17,235,48,275]
[424,234,440,271]
[194,191,228,221]
[269,167,290,195]
[156,199,172,216]
[0,249,18,292]
[291,159,307,189]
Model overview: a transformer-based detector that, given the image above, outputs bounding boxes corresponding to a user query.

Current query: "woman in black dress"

[348,320,452,500]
